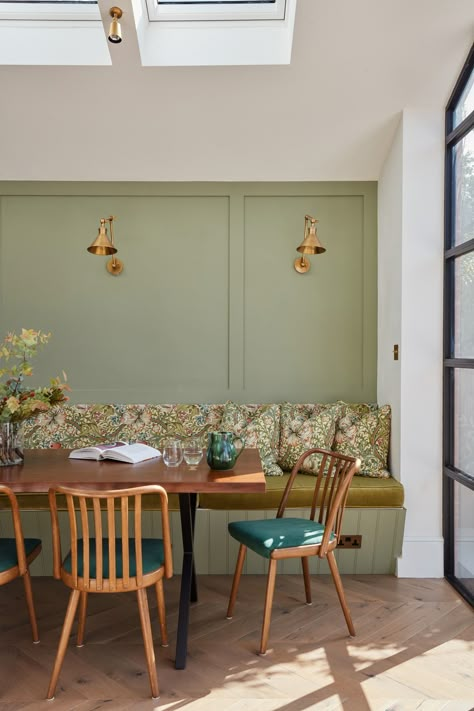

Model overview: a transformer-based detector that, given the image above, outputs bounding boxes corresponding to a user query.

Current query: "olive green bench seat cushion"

[199,473,404,510]
[0,493,181,512]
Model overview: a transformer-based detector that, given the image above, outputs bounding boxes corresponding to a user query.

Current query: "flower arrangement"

[0,329,69,424]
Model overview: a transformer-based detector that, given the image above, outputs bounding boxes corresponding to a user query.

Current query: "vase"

[0,422,24,466]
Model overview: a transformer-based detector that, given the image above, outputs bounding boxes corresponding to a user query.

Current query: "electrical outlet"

[337,535,362,549]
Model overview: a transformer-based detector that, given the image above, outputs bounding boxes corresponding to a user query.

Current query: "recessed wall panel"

[0,195,230,402]
[243,194,375,402]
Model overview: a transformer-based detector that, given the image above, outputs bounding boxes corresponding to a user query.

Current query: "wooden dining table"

[0,447,266,669]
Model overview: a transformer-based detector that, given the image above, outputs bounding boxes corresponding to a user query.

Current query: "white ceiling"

[0,0,472,182]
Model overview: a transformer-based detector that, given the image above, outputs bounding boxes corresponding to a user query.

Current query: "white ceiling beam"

[97,0,143,68]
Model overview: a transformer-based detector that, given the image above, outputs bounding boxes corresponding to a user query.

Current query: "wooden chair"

[0,484,42,643]
[47,484,173,700]
[226,449,361,655]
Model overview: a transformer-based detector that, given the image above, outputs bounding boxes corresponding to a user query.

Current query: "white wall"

[378,109,445,577]
[378,116,402,480]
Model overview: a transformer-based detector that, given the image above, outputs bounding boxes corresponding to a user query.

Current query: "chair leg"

[137,588,159,699]
[327,550,355,636]
[76,591,88,647]
[259,558,277,656]
[226,544,247,619]
[301,557,312,605]
[22,569,40,643]
[155,579,168,647]
[47,588,81,700]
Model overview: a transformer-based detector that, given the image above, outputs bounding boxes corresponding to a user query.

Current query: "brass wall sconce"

[294,214,326,273]
[108,6,123,44]
[87,216,124,276]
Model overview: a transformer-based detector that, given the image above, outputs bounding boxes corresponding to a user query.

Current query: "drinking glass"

[162,438,183,467]
[183,437,204,466]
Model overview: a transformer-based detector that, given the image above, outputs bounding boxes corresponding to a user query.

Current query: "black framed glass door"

[444,43,474,606]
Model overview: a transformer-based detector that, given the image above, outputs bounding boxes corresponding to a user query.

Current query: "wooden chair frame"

[226,449,361,655]
[0,484,42,643]
[47,484,173,700]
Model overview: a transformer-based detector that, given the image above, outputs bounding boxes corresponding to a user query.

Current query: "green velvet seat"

[63,538,165,578]
[228,518,335,559]
[0,538,42,573]
[200,473,404,510]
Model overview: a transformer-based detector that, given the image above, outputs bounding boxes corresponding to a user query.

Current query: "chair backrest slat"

[93,498,103,590]
[79,497,90,590]
[134,494,143,587]
[48,485,172,591]
[66,494,78,588]
[107,498,116,590]
[309,452,327,522]
[121,496,130,588]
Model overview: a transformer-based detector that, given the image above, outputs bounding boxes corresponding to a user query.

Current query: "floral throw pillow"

[220,402,283,476]
[333,402,391,478]
[277,403,341,475]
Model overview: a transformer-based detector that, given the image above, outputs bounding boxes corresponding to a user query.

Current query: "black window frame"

[443,43,474,607]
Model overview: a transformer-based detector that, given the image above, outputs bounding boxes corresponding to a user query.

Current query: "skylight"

[0,0,99,21]
[147,0,286,22]
[0,0,296,66]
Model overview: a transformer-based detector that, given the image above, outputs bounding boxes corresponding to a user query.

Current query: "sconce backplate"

[106,257,124,276]
[294,256,310,274]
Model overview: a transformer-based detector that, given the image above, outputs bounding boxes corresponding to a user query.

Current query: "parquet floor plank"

[0,575,472,710]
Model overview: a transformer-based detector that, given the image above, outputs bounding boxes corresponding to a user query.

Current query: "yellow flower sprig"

[0,329,69,424]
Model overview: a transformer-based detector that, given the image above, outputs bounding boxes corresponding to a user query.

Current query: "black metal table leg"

[175,492,198,669]
[190,492,198,603]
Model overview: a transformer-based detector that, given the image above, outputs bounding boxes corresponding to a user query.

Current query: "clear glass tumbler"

[183,437,204,466]
[162,438,183,467]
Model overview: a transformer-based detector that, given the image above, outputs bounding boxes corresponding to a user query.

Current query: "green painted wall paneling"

[0,182,377,403]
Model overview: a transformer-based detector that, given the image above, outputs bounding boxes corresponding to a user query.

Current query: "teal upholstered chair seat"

[228,519,335,559]
[0,538,42,573]
[63,538,165,578]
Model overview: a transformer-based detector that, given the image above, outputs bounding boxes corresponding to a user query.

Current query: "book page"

[104,443,161,464]
[69,442,128,459]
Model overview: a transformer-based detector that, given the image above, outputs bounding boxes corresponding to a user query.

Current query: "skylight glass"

[148,0,286,22]
[0,0,99,21]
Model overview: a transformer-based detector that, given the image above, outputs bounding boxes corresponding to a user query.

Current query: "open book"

[69,442,162,464]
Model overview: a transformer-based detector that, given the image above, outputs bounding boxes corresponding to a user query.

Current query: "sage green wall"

[0,182,377,403]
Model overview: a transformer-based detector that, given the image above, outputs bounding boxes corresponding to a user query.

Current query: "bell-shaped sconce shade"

[294,215,326,273]
[87,220,117,256]
[87,216,124,276]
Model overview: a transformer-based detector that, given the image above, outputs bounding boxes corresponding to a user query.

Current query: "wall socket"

[337,535,362,549]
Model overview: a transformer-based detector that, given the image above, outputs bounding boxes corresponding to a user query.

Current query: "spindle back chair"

[47,484,172,700]
[226,449,360,654]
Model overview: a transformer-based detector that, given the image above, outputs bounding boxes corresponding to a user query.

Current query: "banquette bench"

[1,402,405,576]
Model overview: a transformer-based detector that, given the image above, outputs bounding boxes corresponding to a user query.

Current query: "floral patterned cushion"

[220,402,283,476]
[333,402,391,478]
[277,403,342,475]
[23,404,224,449]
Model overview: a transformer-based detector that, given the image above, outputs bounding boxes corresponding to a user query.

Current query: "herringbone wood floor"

[0,575,473,711]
